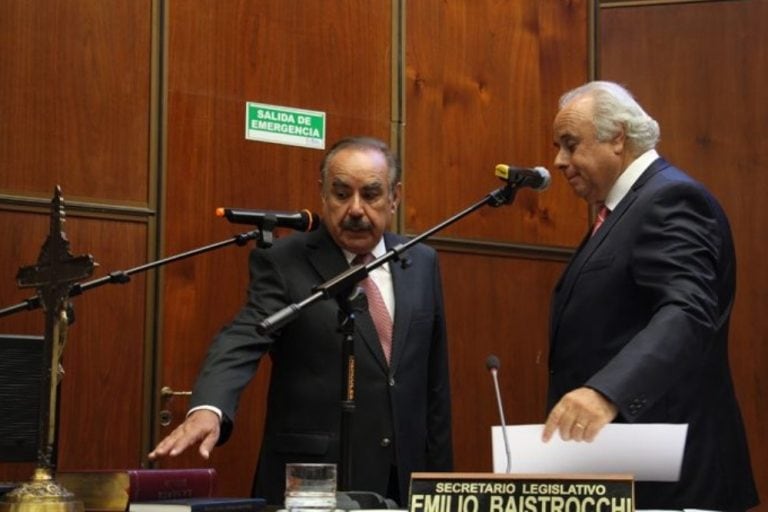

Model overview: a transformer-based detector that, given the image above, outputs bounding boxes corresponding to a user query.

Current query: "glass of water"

[284,463,337,512]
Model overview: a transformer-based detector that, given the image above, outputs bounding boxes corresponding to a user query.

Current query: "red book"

[57,469,217,511]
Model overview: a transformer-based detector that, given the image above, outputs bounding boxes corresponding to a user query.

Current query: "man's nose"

[348,193,365,216]
[554,149,569,172]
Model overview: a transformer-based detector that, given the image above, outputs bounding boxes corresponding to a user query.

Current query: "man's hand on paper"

[542,387,618,443]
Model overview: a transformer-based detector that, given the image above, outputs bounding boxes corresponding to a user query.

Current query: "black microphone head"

[485,354,500,371]
[216,207,320,232]
[533,166,552,191]
[494,164,551,191]
[304,211,321,232]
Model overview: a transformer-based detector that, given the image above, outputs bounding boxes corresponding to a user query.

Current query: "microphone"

[495,164,551,191]
[216,208,320,232]
[486,354,512,473]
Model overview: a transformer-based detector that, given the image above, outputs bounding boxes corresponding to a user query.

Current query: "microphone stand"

[0,225,277,319]
[336,287,367,492]
[258,180,523,491]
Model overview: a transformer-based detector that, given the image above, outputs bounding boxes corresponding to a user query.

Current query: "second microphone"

[216,207,320,232]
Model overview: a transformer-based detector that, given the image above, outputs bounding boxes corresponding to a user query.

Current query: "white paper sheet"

[491,423,688,481]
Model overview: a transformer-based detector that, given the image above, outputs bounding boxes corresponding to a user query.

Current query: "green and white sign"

[245,102,326,149]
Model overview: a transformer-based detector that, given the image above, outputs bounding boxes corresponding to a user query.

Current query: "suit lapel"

[388,234,411,373]
[551,157,670,336]
[305,225,351,283]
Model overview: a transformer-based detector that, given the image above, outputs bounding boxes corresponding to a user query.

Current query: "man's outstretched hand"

[149,409,221,460]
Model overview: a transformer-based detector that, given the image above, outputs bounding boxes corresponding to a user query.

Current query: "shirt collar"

[604,149,659,211]
[343,237,387,265]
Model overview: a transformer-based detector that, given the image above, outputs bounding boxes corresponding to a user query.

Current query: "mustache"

[341,217,373,231]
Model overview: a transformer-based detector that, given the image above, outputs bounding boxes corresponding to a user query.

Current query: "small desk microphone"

[486,354,512,473]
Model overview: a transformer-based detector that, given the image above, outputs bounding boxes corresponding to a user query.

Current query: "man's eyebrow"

[362,181,384,190]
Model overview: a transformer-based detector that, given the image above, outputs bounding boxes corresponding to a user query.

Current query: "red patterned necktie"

[591,204,610,236]
[353,253,393,364]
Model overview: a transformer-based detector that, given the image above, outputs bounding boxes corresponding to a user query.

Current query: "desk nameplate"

[409,472,634,512]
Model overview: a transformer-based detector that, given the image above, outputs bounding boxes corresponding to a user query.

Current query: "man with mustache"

[150,136,453,507]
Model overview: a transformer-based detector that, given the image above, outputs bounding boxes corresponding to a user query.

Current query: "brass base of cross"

[0,468,83,512]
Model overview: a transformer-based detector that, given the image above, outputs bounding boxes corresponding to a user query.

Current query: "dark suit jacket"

[190,225,453,506]
[549,158,758,510]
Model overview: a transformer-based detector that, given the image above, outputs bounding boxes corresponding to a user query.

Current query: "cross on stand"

[1,186,94,512]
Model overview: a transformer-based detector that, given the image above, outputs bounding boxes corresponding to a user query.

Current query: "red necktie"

[353,253,393,364]
[591,204,610,236]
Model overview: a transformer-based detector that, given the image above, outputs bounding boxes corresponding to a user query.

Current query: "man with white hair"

[542,81,758,510]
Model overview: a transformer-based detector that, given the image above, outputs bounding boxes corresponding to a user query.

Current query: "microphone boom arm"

[0,229,264,319]
[257,182,519,334]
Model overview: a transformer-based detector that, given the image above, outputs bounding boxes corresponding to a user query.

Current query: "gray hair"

[320,136,400,193]
[560,81,660,154]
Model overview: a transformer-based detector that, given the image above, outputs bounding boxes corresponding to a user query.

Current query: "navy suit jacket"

[190,225,453,506]
[549,158,758,509]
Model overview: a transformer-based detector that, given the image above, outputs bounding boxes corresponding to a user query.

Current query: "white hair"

[560,81,660,153]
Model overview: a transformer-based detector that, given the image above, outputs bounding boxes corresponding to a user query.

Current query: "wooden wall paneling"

[404,0,589,247]
[599,0,768,504]
[159,1,393,496]
[0,211,149,475]
[405,0,589,473]
[0,0,152,203]
[439,251,565,472]
[0,0,154,482]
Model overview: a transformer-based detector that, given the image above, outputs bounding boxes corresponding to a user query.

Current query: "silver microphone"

[486,354,512,473]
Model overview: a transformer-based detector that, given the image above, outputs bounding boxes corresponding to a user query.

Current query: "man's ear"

[391,182,403,213]
[610,127,626,154]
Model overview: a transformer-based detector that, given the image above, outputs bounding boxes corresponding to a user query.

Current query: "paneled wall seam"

[428,237,573,262]
[141,0,168,465]
[0,195,155,221]
[392,0,407,235]
[601,0,718,7]
[590,0,599,81]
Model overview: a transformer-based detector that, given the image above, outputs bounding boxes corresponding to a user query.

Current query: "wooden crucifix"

[1,186,94,512]
[16,186,95,470]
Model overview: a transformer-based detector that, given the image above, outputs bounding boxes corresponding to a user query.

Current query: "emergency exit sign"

[245,102,326,149]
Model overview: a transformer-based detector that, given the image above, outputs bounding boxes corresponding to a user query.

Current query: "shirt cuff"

[188,405,223,421]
